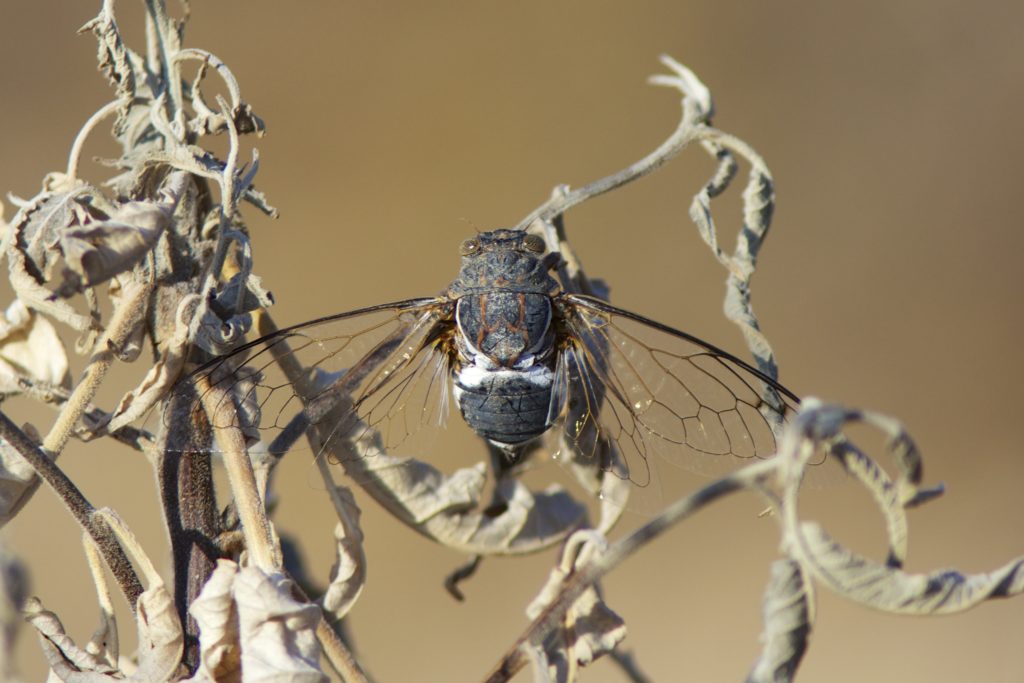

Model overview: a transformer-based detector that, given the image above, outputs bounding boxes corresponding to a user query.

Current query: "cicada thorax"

[446,230,561,448]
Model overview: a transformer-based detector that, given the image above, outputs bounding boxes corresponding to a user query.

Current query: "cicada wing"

[165,297,456,463]
[554,293,801,489]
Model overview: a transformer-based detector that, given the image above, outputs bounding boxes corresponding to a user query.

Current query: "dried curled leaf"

[524,530,626,682]
[25,597,121,680]
[54,200,170,297]
[776,400,946,574]
[747,560,811,683]
[131,564,183,682]
[344,447,587,555]
[7,186,98,283]
[791,522,1024,615]
[79,9,137,135]
[188,560,326,683]
[229,103,266,137]
[188,561,241,682]
[0,423,42,527]
[189,269,274,357]
[0,300,69,395]
[320,486,365,622]
[4,186,104,330]
[188,88,266,139]
[25,582,179,682]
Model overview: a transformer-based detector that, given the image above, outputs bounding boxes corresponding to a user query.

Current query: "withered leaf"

[25,577,182,683]
[320,486,365,621]
[0,431,40,528]
[344,447,587,555]
[0,300,70,394]
[525,530,626,682]
[0,303,71,527]
[188,561,326,683]
[56,200,170,297]
[25,597,121,680]
[747,560,811,683]
[8,187,99,284]
[792,521,1024,615]
[79,10,138,135]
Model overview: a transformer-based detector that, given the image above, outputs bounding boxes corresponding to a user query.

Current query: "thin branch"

[9,374,156,455]
[515,85,707,231]
[81,533,120,666]
[66,100,123,181]
[215,94,240,211]
[174,48,243,110]
[316,616,371,683]
[0,411,142,607]
[42,270,150,456]
[196,375,279,571]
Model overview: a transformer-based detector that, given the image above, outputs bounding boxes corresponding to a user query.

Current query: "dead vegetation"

[0,3,1020,682]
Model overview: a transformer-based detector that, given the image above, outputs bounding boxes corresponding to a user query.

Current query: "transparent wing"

[555,293,802,488]
[166,297,455,462]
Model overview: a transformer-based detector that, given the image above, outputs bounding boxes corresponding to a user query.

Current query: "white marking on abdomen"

[455,361,554,390]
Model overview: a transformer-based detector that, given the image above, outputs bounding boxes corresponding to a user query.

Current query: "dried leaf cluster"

[0,3,1020,683]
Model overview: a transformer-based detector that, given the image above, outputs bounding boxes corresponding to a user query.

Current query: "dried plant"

[0,3,1021,682]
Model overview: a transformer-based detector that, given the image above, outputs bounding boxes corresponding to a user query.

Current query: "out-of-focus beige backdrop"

[2,2,1022,681]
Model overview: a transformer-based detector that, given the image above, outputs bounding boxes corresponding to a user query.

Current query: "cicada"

[184,229,799,490]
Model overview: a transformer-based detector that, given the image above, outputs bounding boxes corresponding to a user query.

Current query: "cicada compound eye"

[459,238,480,256]
[522,233,545,253]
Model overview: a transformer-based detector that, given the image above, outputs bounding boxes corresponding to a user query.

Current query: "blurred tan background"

[2,2,1023,681]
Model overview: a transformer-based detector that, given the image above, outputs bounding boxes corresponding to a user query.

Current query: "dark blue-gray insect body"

[447,230,560,448]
